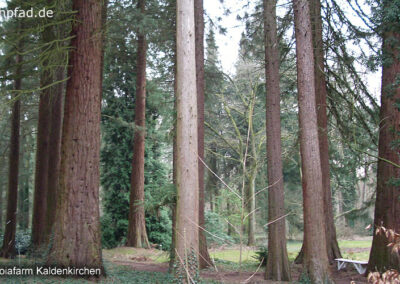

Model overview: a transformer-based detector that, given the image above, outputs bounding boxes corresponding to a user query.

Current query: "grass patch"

[103,247,169,263]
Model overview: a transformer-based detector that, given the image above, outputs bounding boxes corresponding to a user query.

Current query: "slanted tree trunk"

[46,0,104,272]
[175,0,199,278]
[293,0,332,282]
[44,67,65,242]
[263,0,291,280]
[367,2,400,272]
[127,0,150,249]
[195,0,211,269]
[1,49,23,259]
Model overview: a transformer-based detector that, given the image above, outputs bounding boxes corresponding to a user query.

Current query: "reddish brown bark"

[44,67,65,242]
[293,0,332,282]
[310,0,342,263]
[31,67,52,249]
[195,0,211,269]
[1,49,23,259]
[175,0,199,277]
[127,0,150,249]
[367,19,400,273]
[46,0,104,272]
[295,0,342,264]
[263,0,291,280]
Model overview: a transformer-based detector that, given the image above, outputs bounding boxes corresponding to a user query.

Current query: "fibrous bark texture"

[46,0,104,273]
[1,50,23,259]
[195,0,211,269]
[175,0,199,278]
[32,28,52,247]
[367,13,400,273]
[127,0,150,249]
[263,0,291,281]
[44,67,65,242]
[310,0,341,263]
[293,0,332,282]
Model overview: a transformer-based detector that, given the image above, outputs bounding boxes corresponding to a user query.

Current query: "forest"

[0,0,399,283]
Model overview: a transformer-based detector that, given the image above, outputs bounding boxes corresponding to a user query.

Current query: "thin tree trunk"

[0,173,3,230]
[247,173,256,246]
[367,8,400,272]
[293,0,332,282]
[46,0,104,272]
[175,0,199,278]
[195,0,211,269]
[310,0,341,263]
[18,148,30,230]
[0,48,23,258]
[44,67,65,242]
[127,0,150,249]
[263,0,291,280]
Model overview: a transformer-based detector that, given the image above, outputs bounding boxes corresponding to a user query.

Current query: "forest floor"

[0,239,370,283]
[104,239,370,283]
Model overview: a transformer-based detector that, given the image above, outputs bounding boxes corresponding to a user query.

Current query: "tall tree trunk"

[127,0,150,249]
[206,144,217,213]
[44,67,65,242]
[31,22,53,248]
[310,0,341,263]
[293,0,332,282]
[175,0,199,278]
[46,0,104,272]
[367,4,400,272]
[0,48,23,258]
[18,146,30,230]
[263,0,291,280]
[195,0,211,269]
[0,173,3,230]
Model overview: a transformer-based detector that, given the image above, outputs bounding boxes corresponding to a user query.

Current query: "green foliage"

[146,208,172,251]
[252,246,268,265]
[100,0,172,249]
[204,211,234,246]
[0,230,31,255]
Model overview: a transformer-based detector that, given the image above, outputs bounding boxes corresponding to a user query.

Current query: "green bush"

[205,211,234,246]
[252,246,268,265]
[146,208,172,251]
[101,213,128,249]
[0,230,31,255]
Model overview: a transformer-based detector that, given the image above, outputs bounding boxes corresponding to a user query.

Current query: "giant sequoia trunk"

[175,0,199,277]
[44,67,65,242]
[1,50,23,258]
[310,0,341,263]
[295,0,342,264]
[195,0,212,269]
[46,0,104,272]
[127,0,150,249]
[263,0,291,280]
[293,0,332,282]
[367,6,400,272]
[32,25,53,248]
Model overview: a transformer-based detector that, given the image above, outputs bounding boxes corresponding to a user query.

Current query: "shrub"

[146,208,172,251]
[252,246,268,265]
[205,211,234,246]
[0,230,31,255]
